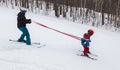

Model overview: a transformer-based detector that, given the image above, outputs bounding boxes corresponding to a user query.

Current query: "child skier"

[81,29,94,57]
[17,9,31,45]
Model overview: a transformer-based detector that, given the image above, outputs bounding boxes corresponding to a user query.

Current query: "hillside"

[0,7,120,70]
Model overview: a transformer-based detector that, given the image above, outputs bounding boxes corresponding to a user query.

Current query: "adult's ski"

[9,39,46,48]
[9,39,40,45]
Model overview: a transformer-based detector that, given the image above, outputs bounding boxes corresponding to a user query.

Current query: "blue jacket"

[81,38,90,47]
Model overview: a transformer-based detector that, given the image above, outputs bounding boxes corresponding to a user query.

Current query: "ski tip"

[77,54,97,60]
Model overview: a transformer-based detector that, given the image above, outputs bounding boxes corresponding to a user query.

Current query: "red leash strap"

[33,21,81,41]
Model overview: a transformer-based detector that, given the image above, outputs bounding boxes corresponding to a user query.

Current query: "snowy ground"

[0,7,120,70]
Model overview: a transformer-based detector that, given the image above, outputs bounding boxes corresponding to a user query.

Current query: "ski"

[77,54,97,60]
[30,44,46,48]
[9,39,40,45]
[81,54,97,60]
[79,50,98,57]
[9,39,46,48]
[88,53,98,57]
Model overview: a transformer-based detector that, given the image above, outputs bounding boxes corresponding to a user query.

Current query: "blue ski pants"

[18,27,31,45]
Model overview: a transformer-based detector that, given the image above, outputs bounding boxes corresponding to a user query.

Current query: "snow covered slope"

[0,7,120,70]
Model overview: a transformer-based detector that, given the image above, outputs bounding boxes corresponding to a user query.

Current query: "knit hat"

[20,9,27,13]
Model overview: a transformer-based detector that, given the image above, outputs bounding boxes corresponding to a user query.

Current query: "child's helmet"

[88,29,94,36]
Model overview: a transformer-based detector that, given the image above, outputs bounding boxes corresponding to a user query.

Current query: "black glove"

[27,19,31,23]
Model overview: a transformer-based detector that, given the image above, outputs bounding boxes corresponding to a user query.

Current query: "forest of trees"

[0,0,120,31]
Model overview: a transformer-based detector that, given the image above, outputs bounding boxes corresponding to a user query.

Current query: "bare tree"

[53,0,59,17]
[1,0,120,30]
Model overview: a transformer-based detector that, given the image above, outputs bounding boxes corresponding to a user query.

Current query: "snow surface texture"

[0,7,120,70]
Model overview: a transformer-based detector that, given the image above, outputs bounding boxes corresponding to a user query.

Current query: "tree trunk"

[54,0,59,17]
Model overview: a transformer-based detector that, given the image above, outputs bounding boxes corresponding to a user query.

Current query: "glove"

[27,19,31,23]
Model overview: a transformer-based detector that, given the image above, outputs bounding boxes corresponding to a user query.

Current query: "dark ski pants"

[18,27,31,45]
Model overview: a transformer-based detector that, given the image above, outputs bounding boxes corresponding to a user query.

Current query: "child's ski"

[78,50,98,57]
[77,54,97,60]
[88,53,98,57]
[81,54,97,60]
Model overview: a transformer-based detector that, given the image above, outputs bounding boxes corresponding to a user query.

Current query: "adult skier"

[81,29,94,56]
[17,9,31,45]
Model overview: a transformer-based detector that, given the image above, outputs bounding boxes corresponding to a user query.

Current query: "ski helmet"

[88,29,94,35]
